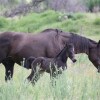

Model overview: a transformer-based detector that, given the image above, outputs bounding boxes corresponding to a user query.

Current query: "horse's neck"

[56,46,68,62]
[69,34,97,55]
[74,40,89,54]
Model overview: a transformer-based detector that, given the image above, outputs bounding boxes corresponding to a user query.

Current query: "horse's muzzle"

[72,59,77,63]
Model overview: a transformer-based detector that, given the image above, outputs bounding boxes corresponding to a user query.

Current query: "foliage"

[0,17,8,28]
[0,10,99,37]
[0,54,100,100]
[93,17,100,25]
[84,0,100,12]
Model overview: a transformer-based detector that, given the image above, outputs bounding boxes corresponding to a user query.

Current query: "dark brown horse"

[0,29,100,81]
[24,43,76,84]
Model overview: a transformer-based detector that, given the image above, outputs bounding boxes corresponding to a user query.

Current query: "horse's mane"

[69,33,97,53]
[88,38,97,45]
[41,28,98,53]
[41,28,63,35]
[41,29,56,32]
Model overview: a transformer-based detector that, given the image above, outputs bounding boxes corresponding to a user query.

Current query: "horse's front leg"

[27,71,36,83]
[27,70,42,85]
[2,58,15,81]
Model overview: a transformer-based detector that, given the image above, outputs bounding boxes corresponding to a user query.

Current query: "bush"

[73,13,85,20]
[93,17,100,25]
[59,13,85,21]
[84,0,100,12]
[0,17,8,28]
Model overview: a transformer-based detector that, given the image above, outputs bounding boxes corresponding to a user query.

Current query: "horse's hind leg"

[2,58,15,81]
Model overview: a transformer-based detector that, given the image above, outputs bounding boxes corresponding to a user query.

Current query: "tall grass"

[0,55,100,100]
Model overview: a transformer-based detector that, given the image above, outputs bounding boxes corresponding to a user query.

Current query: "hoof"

[98,67,100,73]
[98,70,100,73]
[73,59,77,63]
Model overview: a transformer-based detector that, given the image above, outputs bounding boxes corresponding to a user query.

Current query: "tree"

[84,0,100,12]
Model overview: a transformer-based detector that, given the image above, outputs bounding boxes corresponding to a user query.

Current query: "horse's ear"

[97,40,100,48]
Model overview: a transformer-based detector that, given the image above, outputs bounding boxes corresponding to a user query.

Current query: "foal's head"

[66,43,77,63]
[56,43,77,63]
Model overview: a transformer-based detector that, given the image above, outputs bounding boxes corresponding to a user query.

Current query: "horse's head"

[89,40,100,72]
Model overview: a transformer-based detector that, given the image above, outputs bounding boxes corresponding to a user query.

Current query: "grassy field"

[0,10,100,100]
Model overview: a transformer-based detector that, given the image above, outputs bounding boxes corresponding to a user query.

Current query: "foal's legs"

[27,69,44,85]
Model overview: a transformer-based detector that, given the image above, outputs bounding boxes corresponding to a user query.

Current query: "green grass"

[0,10,100,100]
[0,17,8,28]
[0,55,100,100]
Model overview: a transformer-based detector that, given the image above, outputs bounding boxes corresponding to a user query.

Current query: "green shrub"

[11,10,59,32]
[0,17,8,28]
[60,13,85,21]
[0,10,100,37]
[73,13,85,20]
[93,17,100,25]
